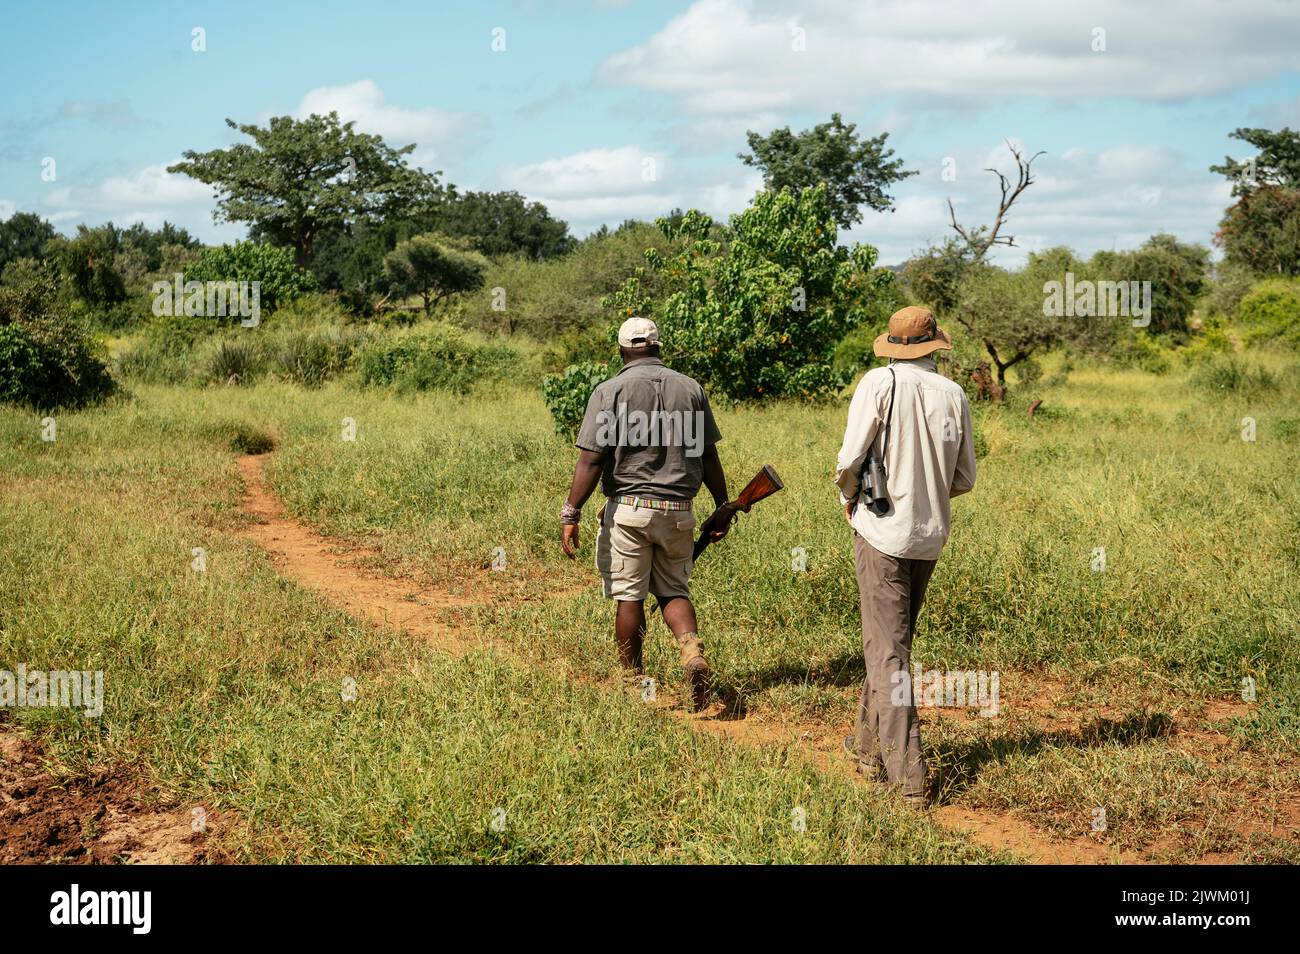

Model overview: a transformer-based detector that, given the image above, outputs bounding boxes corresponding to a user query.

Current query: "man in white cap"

[560,316,732,710]
[835,305,977,806]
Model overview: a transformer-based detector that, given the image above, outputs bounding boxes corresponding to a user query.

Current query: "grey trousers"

[852,532,936,798]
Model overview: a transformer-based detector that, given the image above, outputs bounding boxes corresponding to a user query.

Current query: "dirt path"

[236,455,486,653]
[233,452,1157,865]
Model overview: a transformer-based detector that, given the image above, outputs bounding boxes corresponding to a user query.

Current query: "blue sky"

[2,0,1298,265]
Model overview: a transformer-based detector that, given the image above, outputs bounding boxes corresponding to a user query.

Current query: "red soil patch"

[0,730,217,865]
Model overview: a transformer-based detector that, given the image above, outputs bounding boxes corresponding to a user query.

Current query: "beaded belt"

[613,495,692,512]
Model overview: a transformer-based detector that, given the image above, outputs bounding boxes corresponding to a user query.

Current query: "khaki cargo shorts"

[595,499,695,602]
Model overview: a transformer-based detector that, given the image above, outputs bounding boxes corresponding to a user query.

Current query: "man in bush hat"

[834,305,977,806]
[559,316,732,711]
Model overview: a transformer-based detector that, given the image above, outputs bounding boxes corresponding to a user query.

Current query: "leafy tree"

[738,113,914,229]
[311,191,571,312]
[37,220,205,319]
[458,221,689,340]
[832,267,906,373]
[1211,127,1300,276]
[45,224,128,308]
[309,220,404,312]
[119,221,200,271]
[380,233,488,316]
[169,112,444,267]
[605,185,886,401]
[1215,185,1300,276]
[903,238,970,317]
[0,212,56,273]
[950,247,1120,388]
[1,256,55,291]
[431,190,572,260]
[1210,127,1300,196]
[1090,233,1209,337]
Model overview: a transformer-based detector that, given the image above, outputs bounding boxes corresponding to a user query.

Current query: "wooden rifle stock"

[693,465,784,561]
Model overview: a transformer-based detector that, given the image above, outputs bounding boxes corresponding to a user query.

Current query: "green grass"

[2,348,1296,861]
[0,393,991,863]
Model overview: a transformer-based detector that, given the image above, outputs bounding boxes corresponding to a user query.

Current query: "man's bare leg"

[615,599,645,673]
[660,595,710,711]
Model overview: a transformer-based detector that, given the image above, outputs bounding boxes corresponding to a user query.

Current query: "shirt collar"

[618,357,666,373]
[891,356,937,372]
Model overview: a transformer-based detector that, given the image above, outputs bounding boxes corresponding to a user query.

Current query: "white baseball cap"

[617,316,660,347]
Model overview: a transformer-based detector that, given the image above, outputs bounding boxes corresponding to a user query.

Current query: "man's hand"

[706,504,735,542]
[844,501,856,526]
[561,448,604,561]
[561,522,580,559]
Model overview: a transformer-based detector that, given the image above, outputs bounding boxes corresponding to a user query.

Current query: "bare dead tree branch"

[947,140,1045,262]
[947,198,974,247]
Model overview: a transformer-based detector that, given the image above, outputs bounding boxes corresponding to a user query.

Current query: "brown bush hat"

[873,305,952,359]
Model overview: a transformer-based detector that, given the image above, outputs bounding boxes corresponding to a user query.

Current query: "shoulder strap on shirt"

[880,367,897,471]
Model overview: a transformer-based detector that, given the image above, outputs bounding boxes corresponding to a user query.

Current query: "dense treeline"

[1,113,1297,415]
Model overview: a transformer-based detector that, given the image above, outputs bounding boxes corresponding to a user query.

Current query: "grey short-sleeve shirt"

[575,357,722,501]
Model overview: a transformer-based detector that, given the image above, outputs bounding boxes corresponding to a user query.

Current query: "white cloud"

[17,162,216,237]
[294,80,484,168]
[847,141,1232,266]
[44,187,75,208]
[697,171,765,218]
[98,163,211,207]
[501,146,667,199]
[497,146,766,234]
[0,199,17,220]
[600,0,1300,123]
[57,99,144,129]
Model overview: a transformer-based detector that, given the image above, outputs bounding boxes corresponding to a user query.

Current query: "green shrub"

[457,223,688,339]
[0,324,42,404]
[116,312,216,384]
[1203,261,1258,319]
[185,241,316,315]
[1236,277,1300,348]
[266,291,354,328]
[1113,332,1173,374]
[1191,356,1277,396]
[355,326,516,393]
[606,188,887,402]
[0,275,115,409]
[94,296,154,333]
[971,415,989,459]
[1013,357,1044,388]
[537,325,615,374]
[541,361,612,437]
[202,339,262,385]
[1178,318,1235,364]
[833,324,885,375]
[267,327,365,386]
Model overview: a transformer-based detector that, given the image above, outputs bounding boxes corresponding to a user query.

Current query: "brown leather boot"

[676,632,710,711]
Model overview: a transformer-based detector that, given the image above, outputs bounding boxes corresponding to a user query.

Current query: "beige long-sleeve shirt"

[835,356,976,560]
